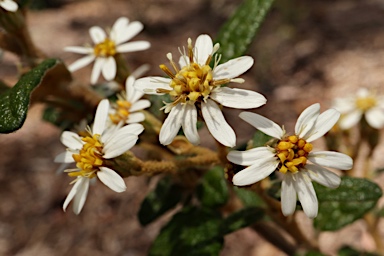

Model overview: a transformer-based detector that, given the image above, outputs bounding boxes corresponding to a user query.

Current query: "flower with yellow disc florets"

[333,88,384,129]
[54,99,144,214]
[227,103,353,218]
[64,17,150,84]
[134,34,266,147]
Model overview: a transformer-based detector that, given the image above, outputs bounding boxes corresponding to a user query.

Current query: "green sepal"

[215,0,274,63]
[138,176,183,226]
[0,58,59,133]
[314,177,382,231]
[196,166,229,208]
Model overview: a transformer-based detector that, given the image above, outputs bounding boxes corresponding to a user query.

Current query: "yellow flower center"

[157,39,229,105]
[93,38,116,57]
[355,96,377,111]
[70,134,103,178]
[109,100,132,124]
[275,135,313,174]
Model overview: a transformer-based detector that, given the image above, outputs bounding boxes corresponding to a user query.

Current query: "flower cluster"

[58,17,354,219]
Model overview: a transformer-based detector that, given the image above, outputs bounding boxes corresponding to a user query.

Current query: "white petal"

[127,112,145,123]
[357,88,369,97]
[227,147,275,166]
[126,76,144,103]
[60,131,82,149]
[213,56,254,80]
[90,58,105,84]
[295,103,320,139]
[92,99,110,135]
[110,17,129,43]
[202,99,236,147]
[101,56,116,81]
[305,108,340,142]
[232,159,278,186]
[194,34,213,66]
[89,26,106,44]
[116,41,151,53]
[54,151,74,163]
[366,107,384,129]
[72,178,90,215]
[306,165,341,188]
[308,151,353,170]
[134,77,172,95]
[97,167,126,192]
[239,112,284,139]
[129,100,151,112]
[332,98,355,113]
[67,55,95,72]
[63,177,87,212]
[210,87,266,109]
[339,109,362,130]
[159,104,183,145]
[64,46,93,54]
[281,174,297,217]
[294,172,318,218]
[117,123,144,136]
[103,135,138,159]
[114,20,144,45]
[0,0,18,12]
[130,64,150,79]
[179,54,189,68]
[181,104,200,145]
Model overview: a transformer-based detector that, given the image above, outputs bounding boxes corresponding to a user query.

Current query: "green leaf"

[215,0,274,62]
[0,58,59,133]
[196,166,229,208]
[138,176,183,226]
[314,177,382,231]
[221,207,264,234]
[234,186,265,207]
[250,130,274,148]
[149,207,223,256]
[337,246,379,256]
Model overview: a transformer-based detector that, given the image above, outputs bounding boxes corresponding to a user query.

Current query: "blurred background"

[2,0,384,255]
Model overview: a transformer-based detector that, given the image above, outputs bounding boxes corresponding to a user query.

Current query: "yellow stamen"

[356,96,377,111]
[109,99,132,124]
[93,38,116,57]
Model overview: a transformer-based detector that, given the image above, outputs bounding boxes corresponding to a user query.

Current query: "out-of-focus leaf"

[149,207,223,256]
[221,207,264,234]
[215,0,274,62]
[196,166,229,207]
[314,177,382,231]
[250,130,274,148]
[138,176,183,226]
[337,246,379,256]
[0,58,58,133]
[234,186,265,207]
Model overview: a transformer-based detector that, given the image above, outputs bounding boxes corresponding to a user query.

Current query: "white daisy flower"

[333,88,384,130]
[109,66,151,125]
[64,17,151,84]
[134,34,266,147]
[54,99,144,214]
[0,0,18,12]
[227,103,353,218]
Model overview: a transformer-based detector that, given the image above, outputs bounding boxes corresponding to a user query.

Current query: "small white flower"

[109,67,151,125]
[54,99,144,214]
[227,103,353,218]
[0,0,18,12]
[135,34,266,147]
[333,88,384,129]
[64,17,150,84]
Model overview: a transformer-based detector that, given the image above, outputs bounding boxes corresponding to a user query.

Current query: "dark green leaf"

[221,207,264,234]
[149,207,223,256]
[138,177,182,226]
[314,177,382,231]
[234,186,265,207]
[196,166,229,208]
[215,0,274,62]
[250,130,274,148]
[0,58,59,133]
[338,246,379,256]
